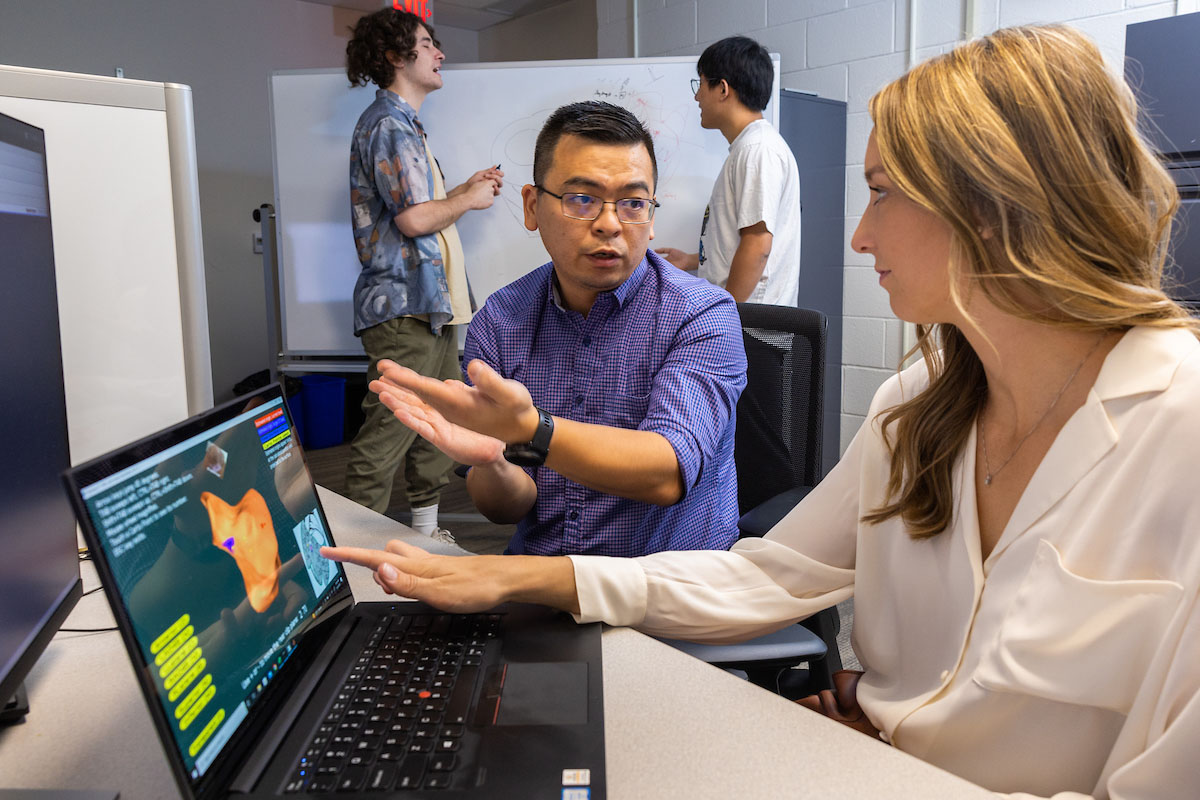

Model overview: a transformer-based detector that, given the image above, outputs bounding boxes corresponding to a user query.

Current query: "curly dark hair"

[346,8,439,89]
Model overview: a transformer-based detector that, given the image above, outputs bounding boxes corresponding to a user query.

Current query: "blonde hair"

[862,25,1196,539]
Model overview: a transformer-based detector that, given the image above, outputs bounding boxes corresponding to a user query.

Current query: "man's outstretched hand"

[372,381,505,467]
[373,358,540,445]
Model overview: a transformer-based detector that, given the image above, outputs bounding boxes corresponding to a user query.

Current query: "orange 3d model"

[201,489,282,612]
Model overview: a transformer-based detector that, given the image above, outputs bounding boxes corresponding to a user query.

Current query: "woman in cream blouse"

[325,25,1200,799]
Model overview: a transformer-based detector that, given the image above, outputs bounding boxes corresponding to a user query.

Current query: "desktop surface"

[0,488,991,800]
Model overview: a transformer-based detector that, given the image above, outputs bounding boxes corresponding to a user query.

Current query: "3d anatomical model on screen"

[201,489,282,612]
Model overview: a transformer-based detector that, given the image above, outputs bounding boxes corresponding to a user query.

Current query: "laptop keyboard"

[284,611,501,793]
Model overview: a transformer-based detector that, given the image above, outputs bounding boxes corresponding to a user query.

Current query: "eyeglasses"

[690,78,701,94]
[535,186,659,224]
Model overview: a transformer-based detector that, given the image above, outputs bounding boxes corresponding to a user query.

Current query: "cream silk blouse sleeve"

[568,326,1200,800]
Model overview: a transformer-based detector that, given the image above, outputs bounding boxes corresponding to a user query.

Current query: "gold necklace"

[979,333,1106,487]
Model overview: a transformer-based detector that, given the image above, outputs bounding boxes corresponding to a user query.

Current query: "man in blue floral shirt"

[343,8,503,541]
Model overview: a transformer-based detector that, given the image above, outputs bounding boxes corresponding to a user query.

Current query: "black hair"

[345,9,438,89]
[696,36,773,112]
[532,101,658,188]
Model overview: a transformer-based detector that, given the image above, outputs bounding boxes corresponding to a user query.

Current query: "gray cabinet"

[779,90,847,476]
[1126,13,1200,303]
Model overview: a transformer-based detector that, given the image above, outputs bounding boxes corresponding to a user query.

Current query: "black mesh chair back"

[735,304,826,516]
[657,304,838,696]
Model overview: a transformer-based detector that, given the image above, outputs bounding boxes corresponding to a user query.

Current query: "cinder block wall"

[598,0,1188,453]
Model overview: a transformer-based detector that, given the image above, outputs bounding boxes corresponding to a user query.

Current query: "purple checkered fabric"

[464,250,746,556]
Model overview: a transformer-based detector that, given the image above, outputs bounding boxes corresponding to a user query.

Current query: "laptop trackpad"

[493,662,588,726]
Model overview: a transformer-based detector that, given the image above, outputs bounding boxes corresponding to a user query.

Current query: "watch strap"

[503,406,554,467]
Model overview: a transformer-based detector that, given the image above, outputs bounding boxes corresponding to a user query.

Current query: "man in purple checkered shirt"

[368,101,747,557]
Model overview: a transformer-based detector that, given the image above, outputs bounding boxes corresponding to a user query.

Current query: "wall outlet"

[252,232,263,254]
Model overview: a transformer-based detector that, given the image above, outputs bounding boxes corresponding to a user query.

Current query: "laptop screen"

[68,387,348,782]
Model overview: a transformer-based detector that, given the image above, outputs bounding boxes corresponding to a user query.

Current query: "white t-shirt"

[424,137,473,326]
[698,118,801,306]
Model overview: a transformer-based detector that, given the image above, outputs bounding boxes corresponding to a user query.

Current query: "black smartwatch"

[503,406,554,467]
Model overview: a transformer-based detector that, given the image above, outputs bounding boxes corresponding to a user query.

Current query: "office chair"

[659,304,841,697]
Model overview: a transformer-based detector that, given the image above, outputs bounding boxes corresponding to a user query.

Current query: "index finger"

[378,361,438,392]
[384,539,433,558]
[371,381,424,408]
[376,358,402,373]
[320,545,397,570]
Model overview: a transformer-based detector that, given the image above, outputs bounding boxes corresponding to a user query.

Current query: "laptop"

[62,383,604,799]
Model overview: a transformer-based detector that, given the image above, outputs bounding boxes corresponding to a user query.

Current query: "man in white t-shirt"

[656,36,801,306]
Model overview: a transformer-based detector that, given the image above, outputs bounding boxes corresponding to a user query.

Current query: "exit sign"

[394,0,432,21]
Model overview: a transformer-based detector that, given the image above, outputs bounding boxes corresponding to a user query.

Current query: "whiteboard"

[269,57,779,357]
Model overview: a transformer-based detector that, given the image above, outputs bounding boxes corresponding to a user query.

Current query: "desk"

[0,487,991,799]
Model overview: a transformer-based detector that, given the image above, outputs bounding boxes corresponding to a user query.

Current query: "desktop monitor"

[0,110,82,720]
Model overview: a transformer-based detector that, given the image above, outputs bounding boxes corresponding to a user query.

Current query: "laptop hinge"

[227,610,358,794]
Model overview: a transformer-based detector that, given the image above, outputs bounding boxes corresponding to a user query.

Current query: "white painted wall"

[597,0,1190,453]
[478,0,598,61]
[435,21,481,63]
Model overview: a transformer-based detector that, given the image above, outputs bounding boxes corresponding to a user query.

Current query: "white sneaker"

[428,527,457,546]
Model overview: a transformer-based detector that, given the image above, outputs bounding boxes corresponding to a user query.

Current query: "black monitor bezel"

[0,109,83,715]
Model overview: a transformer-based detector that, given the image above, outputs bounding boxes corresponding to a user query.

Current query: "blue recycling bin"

[299,374,346,449]
[285,390,307,447]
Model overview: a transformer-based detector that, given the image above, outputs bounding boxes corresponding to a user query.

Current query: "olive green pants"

[344,317,460,513]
